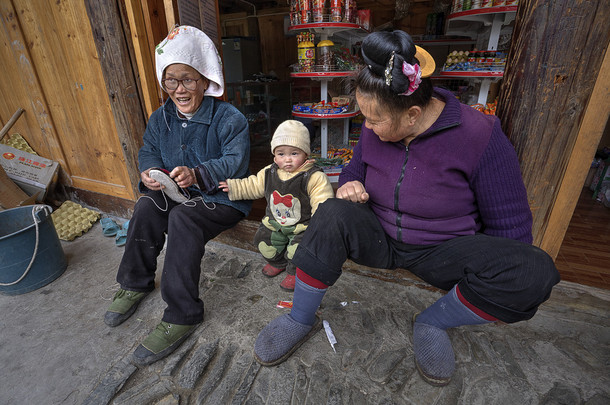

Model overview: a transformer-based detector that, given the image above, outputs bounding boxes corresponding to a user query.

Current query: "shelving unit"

[440,5,518,105]
[225,81,292,143]
[289,22,364,181]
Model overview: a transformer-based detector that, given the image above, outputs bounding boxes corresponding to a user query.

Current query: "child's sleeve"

[307,171,335,214]
[226,165,271,201]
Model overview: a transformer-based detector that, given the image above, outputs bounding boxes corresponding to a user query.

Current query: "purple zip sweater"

[339,87,533,245]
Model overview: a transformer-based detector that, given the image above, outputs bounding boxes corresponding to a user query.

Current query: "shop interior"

[216,1,609,290]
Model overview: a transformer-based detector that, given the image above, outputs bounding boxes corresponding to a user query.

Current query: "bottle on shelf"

[317,40,334,72]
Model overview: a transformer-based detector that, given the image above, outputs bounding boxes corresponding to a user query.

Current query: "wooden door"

[498,0,610,258]
[0,0,141,201]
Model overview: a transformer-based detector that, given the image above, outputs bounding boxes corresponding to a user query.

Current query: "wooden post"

[84,0,147,198]
[497,0,610,258]
[124,0,163,117]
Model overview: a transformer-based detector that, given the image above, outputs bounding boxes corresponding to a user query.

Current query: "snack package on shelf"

[313,146,354,168]
[443,50,507,72]
[470,99,497,115]
[293,100,349,114]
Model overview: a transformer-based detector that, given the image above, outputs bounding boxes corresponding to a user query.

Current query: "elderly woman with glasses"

[104,26,251,366]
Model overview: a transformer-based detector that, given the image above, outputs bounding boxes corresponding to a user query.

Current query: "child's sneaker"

[280,274,296,291]
[149,168,189,203]
[262,264,285,277]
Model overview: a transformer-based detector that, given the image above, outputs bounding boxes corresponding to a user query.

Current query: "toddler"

[219,120,334,291]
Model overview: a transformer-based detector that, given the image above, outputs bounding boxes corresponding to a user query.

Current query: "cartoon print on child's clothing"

[258,175,312,261]
[270,191,301,226]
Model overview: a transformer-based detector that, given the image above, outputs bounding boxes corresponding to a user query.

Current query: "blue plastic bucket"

[0,205,67,295]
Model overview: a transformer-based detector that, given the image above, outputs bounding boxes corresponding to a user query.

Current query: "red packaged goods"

[345,0,356,22]
[480,0,493,6]
[330,0,343,22]
[492,0,506,5]
[357,9,371,30]
[300,0,312,22]
[312,0,325,22]
[505,0,518,5]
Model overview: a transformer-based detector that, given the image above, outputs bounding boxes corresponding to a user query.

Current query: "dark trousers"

[116,191,243,325]
[292,199,560,323]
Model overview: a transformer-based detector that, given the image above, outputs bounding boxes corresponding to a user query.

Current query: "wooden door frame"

[540,48,610,259]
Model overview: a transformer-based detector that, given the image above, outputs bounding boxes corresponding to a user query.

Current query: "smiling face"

[273,145,308,173]
[356,89,417,144]
[164,64,209,114]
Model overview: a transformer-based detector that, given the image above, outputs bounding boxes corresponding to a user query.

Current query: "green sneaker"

[132,321,199,366]
[104,289,149,327]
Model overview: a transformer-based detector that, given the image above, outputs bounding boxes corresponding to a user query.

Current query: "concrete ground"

[0,219,609,405]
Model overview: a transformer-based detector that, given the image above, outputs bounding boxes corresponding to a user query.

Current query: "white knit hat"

[155,26,224,97]
[270,120,311,156]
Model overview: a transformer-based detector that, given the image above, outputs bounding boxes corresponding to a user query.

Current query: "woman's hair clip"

[400,62,422,96]
[384,51,395,86]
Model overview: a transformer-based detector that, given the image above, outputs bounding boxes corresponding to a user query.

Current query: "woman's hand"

[218,181,230,193]
[141,169,162,191]
[336,180,369,203]
[170,166,196,188]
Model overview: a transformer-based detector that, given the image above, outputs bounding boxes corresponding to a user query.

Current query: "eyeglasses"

[162,77,201,91]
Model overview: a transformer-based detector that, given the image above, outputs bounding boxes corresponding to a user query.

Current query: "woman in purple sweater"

[253,30,560,386]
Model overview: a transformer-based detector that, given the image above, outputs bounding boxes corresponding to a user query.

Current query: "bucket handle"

[0,205,51,286]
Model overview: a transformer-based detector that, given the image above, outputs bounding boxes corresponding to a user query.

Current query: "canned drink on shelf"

[330,0,342,22]
[291,12,300,25]
[475,50,485,69]
[345,0,356,22]
[485,51,496,69]
[312,0,325,22]
[471,0,481,8]
[462,0,472,10]
[300,0,312,23]
[312,8,323,22]
[300,10,311,23]
[494,51,506,70]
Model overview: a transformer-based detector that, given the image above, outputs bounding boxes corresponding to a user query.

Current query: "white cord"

[0,205,48,286]
[140,189,216,211]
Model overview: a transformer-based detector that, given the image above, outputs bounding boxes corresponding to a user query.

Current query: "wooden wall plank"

[84,0,148,200]
[497,0,610,254]
[258,12,297,81]
[0,1,68,173]
[0,13,43,156]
